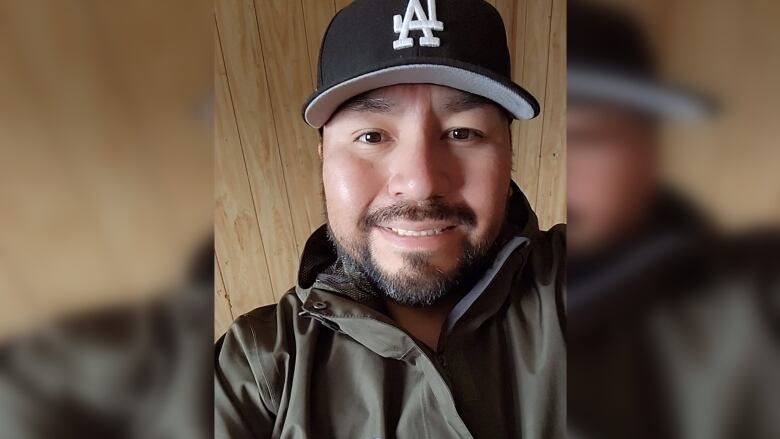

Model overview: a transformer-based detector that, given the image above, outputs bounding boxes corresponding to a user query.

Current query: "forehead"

[334,84,496,117]
[362,83,478,101]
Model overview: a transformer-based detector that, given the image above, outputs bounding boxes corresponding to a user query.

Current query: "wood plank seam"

[215,15,277,302]
[531,0,555,209]
[254,3,320,253]
[250,1,306,259]
[299,0,317,87]
[215,251,235,320]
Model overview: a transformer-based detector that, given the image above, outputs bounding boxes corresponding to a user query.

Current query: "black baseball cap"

[302,0,540,128]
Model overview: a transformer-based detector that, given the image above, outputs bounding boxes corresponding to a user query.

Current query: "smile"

[386,225,456,237]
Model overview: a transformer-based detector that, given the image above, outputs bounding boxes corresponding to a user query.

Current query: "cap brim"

[568,66,716,120]
[303,63,539,128]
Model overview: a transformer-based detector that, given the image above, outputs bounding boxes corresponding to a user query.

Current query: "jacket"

[215,184,566,438]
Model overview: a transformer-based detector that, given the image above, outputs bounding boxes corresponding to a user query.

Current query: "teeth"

[389,227,451,237]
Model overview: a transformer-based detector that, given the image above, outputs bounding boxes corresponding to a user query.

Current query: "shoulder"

[526,223,566,284]
[215,291,316,436]
[215,289,319,411]
[520,224,567,327]
[219,289,313,343]
[216,288,322,365]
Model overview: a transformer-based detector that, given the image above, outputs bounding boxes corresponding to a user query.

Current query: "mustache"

[359,199,477,231]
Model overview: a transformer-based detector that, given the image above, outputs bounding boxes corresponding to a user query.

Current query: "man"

[567,2,779,438]
[215,1,565,438]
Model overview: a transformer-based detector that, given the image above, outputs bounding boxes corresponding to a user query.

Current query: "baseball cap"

[302,0,540,128]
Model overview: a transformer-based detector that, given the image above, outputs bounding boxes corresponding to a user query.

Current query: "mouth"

[385,225,457,237]
[373,222,463,252]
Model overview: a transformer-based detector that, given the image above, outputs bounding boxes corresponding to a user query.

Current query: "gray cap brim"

[303,63,539,129]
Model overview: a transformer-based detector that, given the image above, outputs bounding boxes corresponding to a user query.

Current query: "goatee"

[326,199,505,307]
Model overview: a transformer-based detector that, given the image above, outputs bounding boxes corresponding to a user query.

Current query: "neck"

[385,295,460,351]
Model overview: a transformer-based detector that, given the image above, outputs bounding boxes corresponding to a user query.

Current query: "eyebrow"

[336,90,494,115]
[441,91,493,113]
[338,94,394,113]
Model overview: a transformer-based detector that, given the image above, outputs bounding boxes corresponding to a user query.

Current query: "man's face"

[567,102,659,256]
[321,84,512,306]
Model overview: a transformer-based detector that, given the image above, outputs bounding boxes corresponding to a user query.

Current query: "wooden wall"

[215,0,565,337]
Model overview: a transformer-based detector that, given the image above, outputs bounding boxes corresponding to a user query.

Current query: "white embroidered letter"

[393,0,444,50]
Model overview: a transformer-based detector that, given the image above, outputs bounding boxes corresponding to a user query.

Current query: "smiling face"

[321,84,513,306]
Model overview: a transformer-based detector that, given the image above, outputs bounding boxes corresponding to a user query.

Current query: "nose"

[386,126,451,201]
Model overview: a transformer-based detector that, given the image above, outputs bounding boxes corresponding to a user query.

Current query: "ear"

[317,142,323,160]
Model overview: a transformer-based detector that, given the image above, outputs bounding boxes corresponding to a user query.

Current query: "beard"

[326,199,505,307]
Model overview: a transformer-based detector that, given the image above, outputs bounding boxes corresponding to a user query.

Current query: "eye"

[356,131,385,144]
[446,128,482,141]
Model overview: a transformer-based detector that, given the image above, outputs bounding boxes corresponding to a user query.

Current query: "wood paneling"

[511,0,553,206]
[254,0,324,250]
[215,25,277,318]
[215,0,566,329]
[534,0,566,228]
[215,256,234,338]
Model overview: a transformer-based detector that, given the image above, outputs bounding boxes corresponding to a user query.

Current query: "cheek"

[457,148,511,235]
[322,153,385,230]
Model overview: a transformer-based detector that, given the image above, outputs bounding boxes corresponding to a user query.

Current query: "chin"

[380,252,460,278]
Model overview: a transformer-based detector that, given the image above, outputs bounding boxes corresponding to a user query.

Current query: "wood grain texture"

[511,0,553,208]
[301,0,337,85]
[215,0,566,332]
[254,0,325,253]
[215,0,300,311]
[334,0,353,11]
[533,0,565,228]
[214,255,234,338]
[215,27,277,317]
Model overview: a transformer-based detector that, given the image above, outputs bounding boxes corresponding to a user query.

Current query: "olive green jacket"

[215,185,566,438]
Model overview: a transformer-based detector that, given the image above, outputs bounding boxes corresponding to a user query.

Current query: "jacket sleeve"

[215,316,276,439]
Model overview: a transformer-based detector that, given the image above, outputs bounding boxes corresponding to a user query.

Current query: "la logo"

[393,0,444,50]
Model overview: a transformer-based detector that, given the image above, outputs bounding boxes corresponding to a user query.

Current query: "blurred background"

[0,0,213,340]
[0,1,212,437]
[567,0,780,438]
[576,0,780,229]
